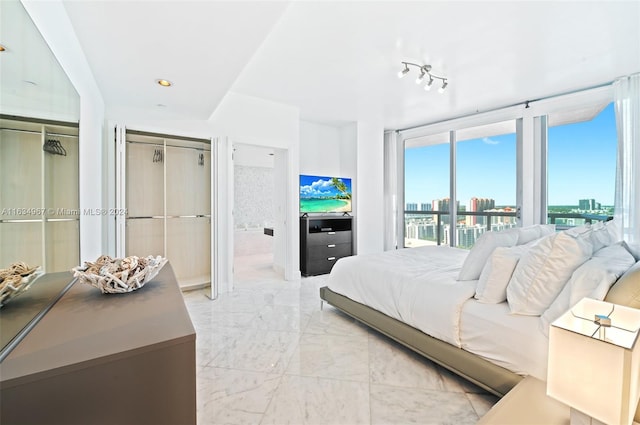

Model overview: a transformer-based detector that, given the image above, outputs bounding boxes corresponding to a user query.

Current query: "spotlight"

[424,77,434,91]
[438,81,448,94]
[415,71,425,85]
[397,65,410,79]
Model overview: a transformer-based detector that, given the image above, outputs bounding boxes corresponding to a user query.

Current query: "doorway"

[232,144,279,282]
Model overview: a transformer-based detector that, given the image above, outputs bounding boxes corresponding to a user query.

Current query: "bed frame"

[319,286,522,397]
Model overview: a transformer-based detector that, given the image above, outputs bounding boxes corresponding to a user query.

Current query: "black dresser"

[300,216,353,276]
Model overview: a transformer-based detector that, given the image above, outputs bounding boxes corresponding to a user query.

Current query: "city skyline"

[405,103,617,207]
[405,196,612,212]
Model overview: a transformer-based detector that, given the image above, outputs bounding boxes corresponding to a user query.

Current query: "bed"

[319,223,640,399]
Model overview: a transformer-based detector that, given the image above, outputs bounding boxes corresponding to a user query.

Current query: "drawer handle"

[328,231,336,235]
[327,257,336,261]
[327,244,336,248]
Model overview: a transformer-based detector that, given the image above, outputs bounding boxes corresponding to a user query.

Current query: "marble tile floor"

[183,258,498,425]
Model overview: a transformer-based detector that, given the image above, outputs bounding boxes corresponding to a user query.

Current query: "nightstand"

[477,376,569,425]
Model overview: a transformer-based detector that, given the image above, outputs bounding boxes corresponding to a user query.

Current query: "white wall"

[355,121,385,255]
[299,120,385,255]
[22,0,106,263]
[299,121,342,175]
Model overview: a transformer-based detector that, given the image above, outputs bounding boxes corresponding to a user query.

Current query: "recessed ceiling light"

[156,79,172,87]
[0,44,6,52]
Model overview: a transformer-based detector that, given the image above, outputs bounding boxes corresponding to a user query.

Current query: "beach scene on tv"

[300,175,352,213]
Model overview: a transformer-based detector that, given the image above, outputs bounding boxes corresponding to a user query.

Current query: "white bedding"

[327,246,474,347]
[327,245,549,379]
[459,300,549,380]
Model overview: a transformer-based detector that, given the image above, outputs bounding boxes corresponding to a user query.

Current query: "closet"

[0,115,79,272]
[123,130,212,289]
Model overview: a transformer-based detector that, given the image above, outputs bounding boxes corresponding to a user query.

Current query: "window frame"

[397,85,614,249]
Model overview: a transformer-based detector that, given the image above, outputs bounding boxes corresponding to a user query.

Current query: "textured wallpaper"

[234,165,275,229]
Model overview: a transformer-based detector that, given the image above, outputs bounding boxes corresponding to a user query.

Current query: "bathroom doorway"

[232,143,278,282]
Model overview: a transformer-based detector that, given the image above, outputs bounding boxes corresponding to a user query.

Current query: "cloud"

[301,178,334,197]
[482,137,499,145]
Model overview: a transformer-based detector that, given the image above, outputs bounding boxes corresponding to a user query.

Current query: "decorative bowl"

[72,255,167,294]
[0,262,43,308]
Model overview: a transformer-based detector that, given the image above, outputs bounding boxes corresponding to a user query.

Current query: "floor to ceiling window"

[404,132,449,247]
[455,121,517,248]
[546,102,616,229]
[403,122,517,249]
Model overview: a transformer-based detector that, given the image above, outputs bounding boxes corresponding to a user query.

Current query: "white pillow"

[475,245,527,303]
[590,220,620,251]
[539,242,636,336]
[537,224,556,239]
[516,226,540,245]
[458,230,519,281]
[506,231,593,316]
[516,224,556,245]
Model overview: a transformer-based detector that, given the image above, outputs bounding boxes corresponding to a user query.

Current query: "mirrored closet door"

[0,116,79,272]
[123,130,212,290]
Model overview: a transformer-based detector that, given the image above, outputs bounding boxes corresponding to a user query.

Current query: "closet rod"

[0,114,79,128]
[0,127,79,138]
[126,140,212,152]
[126,129,209,144]
[127,215,211,220]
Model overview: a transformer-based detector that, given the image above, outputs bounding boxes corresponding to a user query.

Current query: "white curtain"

[383,131,398,250]
[613,73,640,244]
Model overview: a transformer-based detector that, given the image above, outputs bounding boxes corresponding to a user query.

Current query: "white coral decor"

[72,255,167,294]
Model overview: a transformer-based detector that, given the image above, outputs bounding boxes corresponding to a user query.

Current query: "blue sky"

[300,175,352,198]
[405,103,616,207]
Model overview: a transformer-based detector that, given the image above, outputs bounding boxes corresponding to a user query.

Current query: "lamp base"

[570,408,606,425]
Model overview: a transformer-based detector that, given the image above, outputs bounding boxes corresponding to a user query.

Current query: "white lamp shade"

[547,298,640,425]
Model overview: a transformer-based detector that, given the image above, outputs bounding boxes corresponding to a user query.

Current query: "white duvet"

[327,245,475,347]
[326,245,549,378]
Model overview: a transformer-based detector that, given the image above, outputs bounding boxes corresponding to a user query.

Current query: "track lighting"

[398,61,448,93]
[397,64,410,79]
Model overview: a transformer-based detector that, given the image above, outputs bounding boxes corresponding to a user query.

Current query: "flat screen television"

[299,174,352,214]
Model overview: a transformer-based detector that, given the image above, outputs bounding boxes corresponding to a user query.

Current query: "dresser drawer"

[307,231,352,246]
[304,256,344,276]
[308,242,351,261]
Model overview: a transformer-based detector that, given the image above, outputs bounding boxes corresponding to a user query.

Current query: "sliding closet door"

[165,139,211,287]
[0,127,43,267]
[0,117,79,272]
[43,129,79,271]
[125,133,165,258]
[122,130,212,289]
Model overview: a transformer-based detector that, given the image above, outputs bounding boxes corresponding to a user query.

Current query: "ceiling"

[62,1,640,130]
[0,0,79,122]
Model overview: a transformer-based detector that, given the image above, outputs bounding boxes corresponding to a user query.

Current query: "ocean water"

[300,199,349,213]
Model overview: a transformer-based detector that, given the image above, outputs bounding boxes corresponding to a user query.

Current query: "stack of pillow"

[457,220,638,336]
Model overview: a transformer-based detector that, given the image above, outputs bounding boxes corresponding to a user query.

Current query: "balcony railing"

[404,210,613,247]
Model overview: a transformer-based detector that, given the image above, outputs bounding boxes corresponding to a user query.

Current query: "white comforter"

[327,245,475,347]
[326,245,550,378]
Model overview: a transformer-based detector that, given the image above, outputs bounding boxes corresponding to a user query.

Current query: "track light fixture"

[398,61,448,94]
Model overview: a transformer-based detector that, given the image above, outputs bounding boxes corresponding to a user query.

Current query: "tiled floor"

[182,254,498,424]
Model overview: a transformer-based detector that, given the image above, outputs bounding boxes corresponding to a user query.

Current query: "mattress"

[459,300,549,380]
[327,245,475,346]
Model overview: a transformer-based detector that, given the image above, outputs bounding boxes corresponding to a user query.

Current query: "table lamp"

[547,297,640,425]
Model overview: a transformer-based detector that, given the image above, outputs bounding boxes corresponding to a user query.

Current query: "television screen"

[300,175,352,213]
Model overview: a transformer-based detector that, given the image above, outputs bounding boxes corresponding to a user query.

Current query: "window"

[404,132,449,247]
[547,103,616,229]
[455,121,517,248]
